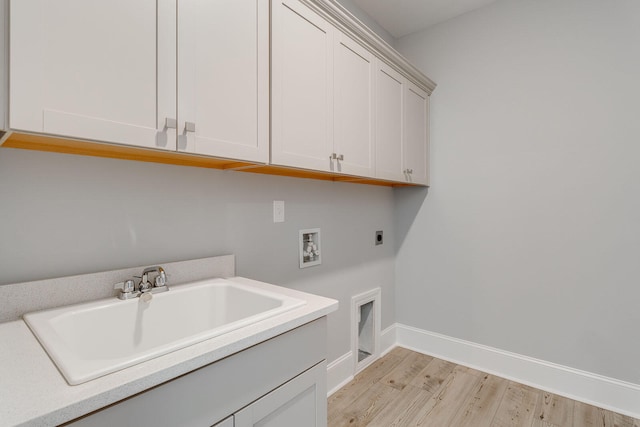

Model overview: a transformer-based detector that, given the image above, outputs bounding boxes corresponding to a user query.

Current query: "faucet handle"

[154,268,167,288]
[114,279,135,292]
[114,279,136,299]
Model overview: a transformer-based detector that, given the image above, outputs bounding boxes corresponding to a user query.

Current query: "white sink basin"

[23,278,306,385]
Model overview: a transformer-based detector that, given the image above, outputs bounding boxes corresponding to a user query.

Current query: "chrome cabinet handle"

[184,122,196,133]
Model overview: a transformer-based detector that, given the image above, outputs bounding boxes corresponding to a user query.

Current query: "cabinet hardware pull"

[184,122,196,133]
[164,118,177,129]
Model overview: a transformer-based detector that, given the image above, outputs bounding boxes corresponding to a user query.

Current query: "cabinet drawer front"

[235,361,327,427]
[66,318,327,427]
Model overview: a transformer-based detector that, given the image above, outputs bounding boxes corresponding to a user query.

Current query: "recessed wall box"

[299,228,321,268]
[352,288,381,373]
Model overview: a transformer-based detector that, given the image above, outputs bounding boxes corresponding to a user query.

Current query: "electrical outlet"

[375,230,383,245]
[273,201,285,223]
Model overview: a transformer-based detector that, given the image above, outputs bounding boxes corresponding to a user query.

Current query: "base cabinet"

[235,362,326,427]
[66,319,327,427]
[214,363,326,427]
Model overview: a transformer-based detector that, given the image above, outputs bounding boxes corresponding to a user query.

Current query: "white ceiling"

[352,0,499,38]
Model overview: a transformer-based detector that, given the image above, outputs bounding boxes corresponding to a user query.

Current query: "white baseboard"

[395,323,640,419]
[380,323,397,356]
[327,324,398,397]
[327,351,354,397]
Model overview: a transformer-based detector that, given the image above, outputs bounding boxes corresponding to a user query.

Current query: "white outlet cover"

[273,201,285,223]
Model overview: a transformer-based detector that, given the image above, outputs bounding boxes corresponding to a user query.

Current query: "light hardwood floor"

[328,347,639,427]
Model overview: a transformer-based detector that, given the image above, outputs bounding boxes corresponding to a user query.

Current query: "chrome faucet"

[114,266,169,300]
[140,266,167,292]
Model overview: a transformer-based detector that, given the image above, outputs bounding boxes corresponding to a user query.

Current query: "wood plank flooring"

[328,347,639,427]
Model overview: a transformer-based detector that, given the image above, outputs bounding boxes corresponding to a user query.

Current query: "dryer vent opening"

[358,301,374,362]
[352,288,381,374]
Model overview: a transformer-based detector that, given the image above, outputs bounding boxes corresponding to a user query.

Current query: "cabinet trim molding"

[298,0,436,94]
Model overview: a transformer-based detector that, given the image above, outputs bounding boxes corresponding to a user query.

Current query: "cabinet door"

[271,0,334,171]
[177,0,268,163]
[0,2,6,132]
[375,61,405,182]
[235,362,327,427]
[404,82,430,185]
[333,33,375,177]
[213,416,234,427]
[9,0,176,150]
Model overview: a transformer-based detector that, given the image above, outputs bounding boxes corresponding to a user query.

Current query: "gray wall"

[0,148,396,363]
[0,0,399,370]
[395,0,640,384]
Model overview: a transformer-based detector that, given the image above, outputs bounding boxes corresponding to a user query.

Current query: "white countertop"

[0,277,338,427]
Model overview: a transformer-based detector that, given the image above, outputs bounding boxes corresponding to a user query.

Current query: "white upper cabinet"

[7,0,434,185]
[375,61,405,182]
[9,0,176,151]
[271,0,334,172]
[376,63,430,185]
[177,0,269,163]
[272,0,376,177]
[272,0,432,184]
[404,82,430,185]
[333,33,375,177]
[9,0,268,163]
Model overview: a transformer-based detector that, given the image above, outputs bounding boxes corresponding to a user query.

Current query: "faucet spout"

[140,266,169,293]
